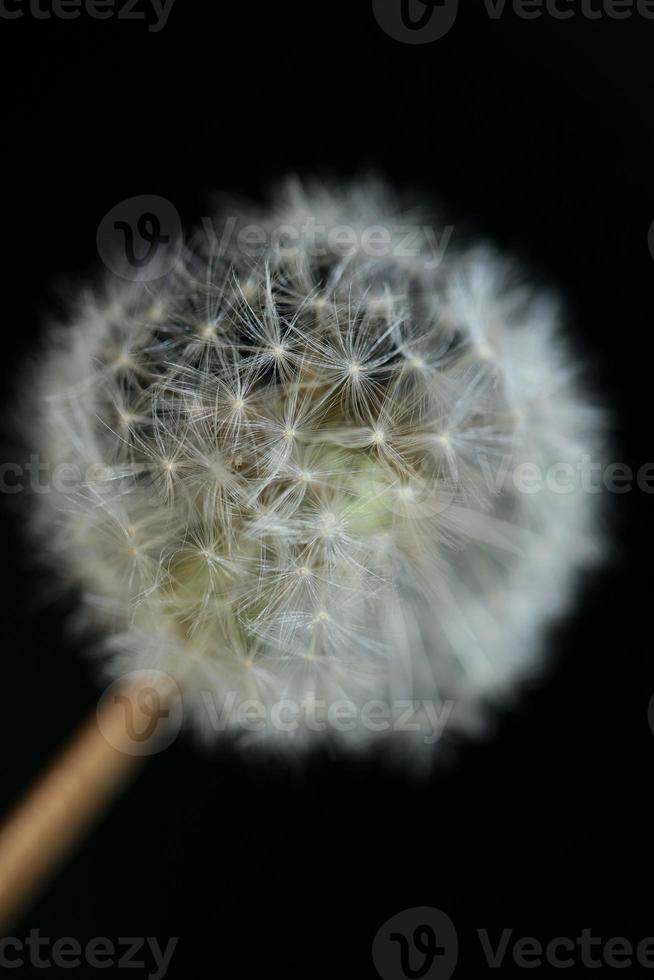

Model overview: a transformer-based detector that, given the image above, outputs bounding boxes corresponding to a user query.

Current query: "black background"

[0,2,653,977]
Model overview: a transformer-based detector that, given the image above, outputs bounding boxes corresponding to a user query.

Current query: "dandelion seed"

[27,179,605,752]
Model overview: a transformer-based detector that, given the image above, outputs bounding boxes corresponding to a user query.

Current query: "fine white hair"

[27,178,604,754]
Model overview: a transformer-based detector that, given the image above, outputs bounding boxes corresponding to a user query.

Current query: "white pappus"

[26,179,605,754]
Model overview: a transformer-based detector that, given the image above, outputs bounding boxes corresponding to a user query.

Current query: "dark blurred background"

[0,2,653,977]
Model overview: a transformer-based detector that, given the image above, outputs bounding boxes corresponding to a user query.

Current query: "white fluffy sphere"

[28,180,604,753]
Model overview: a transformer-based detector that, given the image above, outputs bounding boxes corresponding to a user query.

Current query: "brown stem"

[0,672,177,932]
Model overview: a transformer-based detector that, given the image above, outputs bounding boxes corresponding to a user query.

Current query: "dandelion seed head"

[27,179,605,755]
